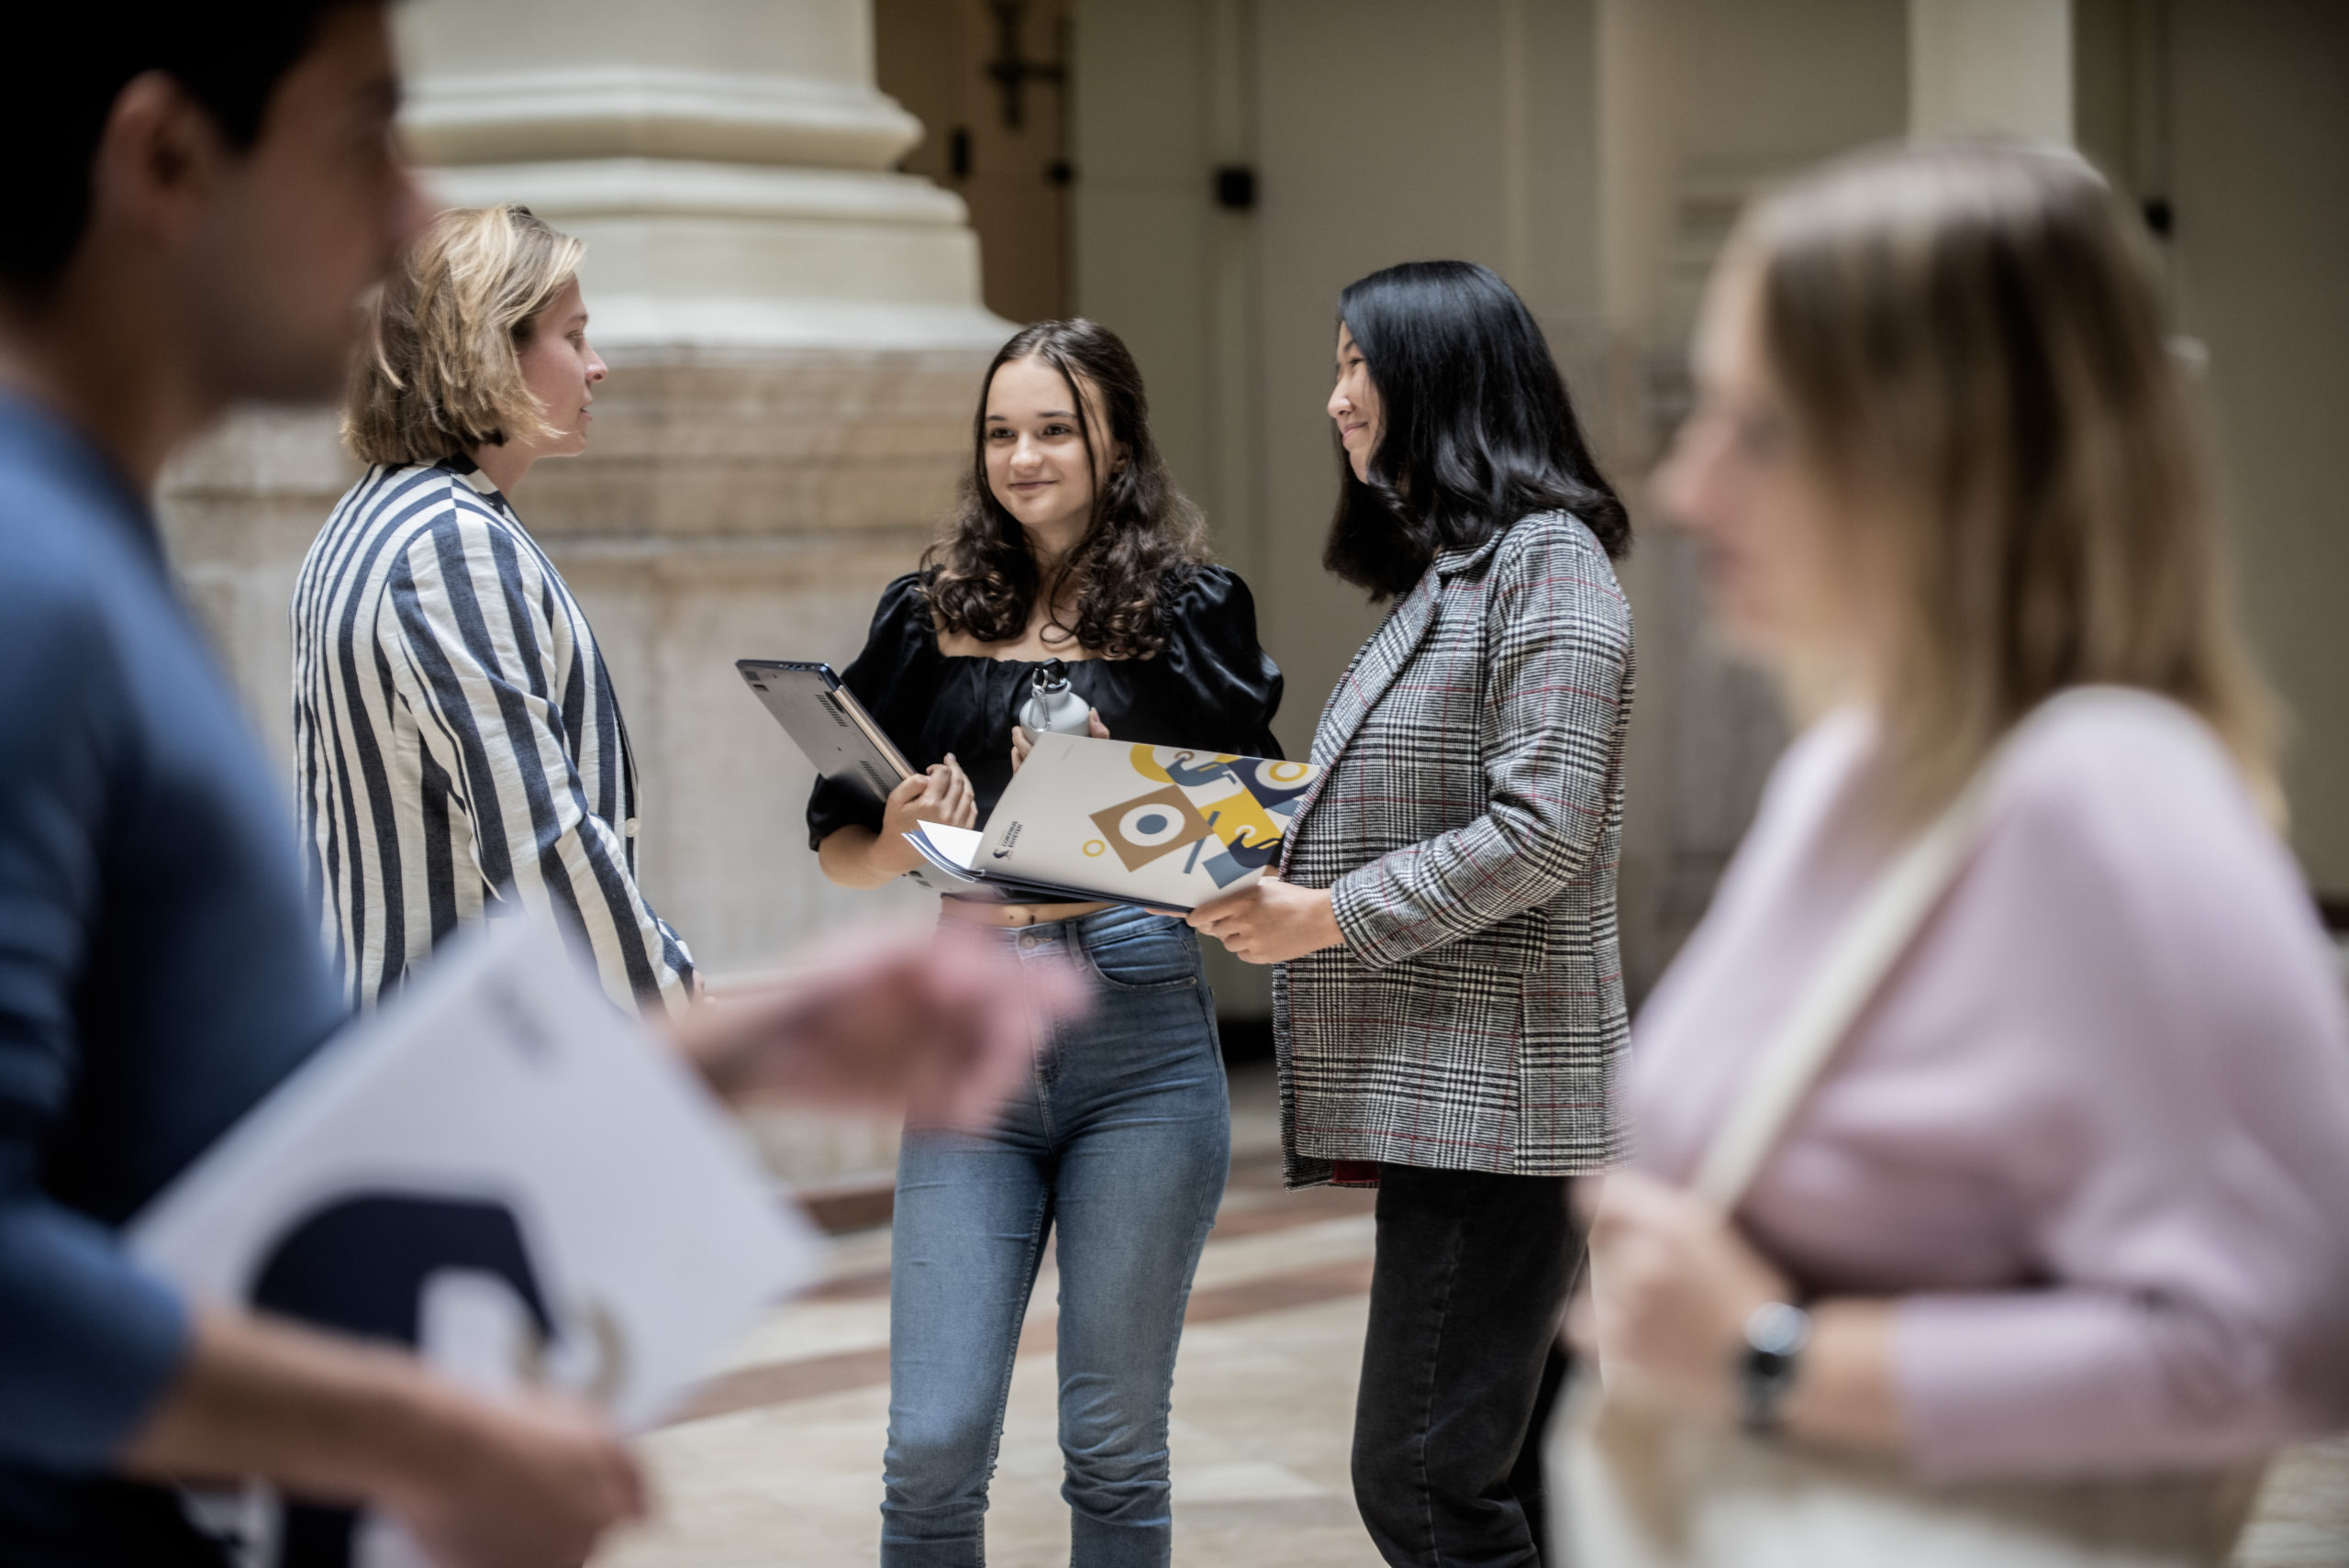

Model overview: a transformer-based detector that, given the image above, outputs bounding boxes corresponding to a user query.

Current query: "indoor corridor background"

[147,0,2348,1562]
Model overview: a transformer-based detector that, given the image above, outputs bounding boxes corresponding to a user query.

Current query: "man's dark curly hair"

[921,319,1210,659]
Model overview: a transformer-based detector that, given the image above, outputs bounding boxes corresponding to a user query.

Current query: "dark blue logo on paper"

[245,1192,559,1568]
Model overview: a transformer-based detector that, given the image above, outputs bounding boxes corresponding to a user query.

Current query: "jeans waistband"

[955,904,1174,953]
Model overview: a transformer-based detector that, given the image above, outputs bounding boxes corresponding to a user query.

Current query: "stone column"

[400,2,1004,357]
[161,0,1010,1191]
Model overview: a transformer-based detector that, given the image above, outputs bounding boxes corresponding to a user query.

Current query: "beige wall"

[1068,0,1275,1014]
[400,0,877,82]
[883,0,2349,946]
[2166,0,2349,895]
[1909,0,2071,141]
[877,0,1075,326]
[1596,0,1909,992]
[1069,0,1259,577]
[1252,0,1606,745]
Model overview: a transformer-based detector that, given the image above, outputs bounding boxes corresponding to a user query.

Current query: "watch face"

[1739,1306,1810,1434]
[1745,1300,1812,1358]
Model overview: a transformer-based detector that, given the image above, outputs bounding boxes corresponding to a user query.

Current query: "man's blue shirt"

[0,393,345,1558]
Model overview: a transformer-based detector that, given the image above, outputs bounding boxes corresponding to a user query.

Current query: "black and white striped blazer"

[292,457,694,1014]
[1273,511,1632,1185]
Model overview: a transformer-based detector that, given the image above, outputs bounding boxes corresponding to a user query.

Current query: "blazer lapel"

[1287,528,1517,849]
[1284,574,1442,851]
[1310,580,1440,772]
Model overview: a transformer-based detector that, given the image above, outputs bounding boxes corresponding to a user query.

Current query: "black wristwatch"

[1736,1300,1812,1434]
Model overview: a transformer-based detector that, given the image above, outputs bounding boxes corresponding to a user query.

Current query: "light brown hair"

[1734,139,2277,821]
[342,204,584,467]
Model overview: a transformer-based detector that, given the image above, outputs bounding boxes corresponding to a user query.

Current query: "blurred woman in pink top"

[1575,138,2349,1492]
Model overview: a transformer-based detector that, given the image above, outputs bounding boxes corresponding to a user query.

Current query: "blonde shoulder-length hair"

[342,204,585,468]
[1733,139,2277,822]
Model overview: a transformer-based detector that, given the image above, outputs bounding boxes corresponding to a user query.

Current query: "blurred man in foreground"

[0,5,1067,1563]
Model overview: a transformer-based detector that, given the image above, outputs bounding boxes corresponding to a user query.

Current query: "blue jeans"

[882,907,1231,1567]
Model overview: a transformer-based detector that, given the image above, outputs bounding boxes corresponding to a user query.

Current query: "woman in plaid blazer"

[1192,261,1633,1567]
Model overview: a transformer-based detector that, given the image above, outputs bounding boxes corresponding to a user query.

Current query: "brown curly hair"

[921,320,1211,659]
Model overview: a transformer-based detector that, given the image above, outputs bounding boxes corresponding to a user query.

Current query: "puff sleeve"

[1141,566,1285,758]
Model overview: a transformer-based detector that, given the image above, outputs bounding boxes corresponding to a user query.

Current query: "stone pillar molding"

[405,64,924,169]
[399,0,1006,353]
[1909,0,2073,143]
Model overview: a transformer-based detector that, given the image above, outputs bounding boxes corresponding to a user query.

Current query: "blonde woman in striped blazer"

[294,205,694,1014]
[1190,261,1634,1567]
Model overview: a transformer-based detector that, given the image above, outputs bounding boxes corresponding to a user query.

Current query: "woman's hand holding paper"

[674,922,1085,1129]
[815,758,975,888]
[1187,873,1345,964]
[864,755,976,878]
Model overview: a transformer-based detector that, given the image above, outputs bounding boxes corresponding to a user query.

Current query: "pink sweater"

[1630,689,2349,1481]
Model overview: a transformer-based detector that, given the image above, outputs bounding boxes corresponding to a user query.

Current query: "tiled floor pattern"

[599,1064,2347,1567]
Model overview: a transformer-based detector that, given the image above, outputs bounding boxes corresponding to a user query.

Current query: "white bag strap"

[1687,761,1998,1213]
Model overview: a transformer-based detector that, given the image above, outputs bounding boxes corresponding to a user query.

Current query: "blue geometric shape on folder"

[1201,830,1282,887]
[250,1191,559,1568]
[1161,750,1241,788]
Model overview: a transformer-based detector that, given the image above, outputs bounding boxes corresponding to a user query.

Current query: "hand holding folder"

[903,733,1320,912]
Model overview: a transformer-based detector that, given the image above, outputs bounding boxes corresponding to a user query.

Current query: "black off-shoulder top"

[807,567,1286,851]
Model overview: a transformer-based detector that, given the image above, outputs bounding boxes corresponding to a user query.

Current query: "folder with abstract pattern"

[903,732,1320,911]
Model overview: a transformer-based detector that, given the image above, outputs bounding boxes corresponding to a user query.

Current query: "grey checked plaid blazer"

[1273,511,1632,1186]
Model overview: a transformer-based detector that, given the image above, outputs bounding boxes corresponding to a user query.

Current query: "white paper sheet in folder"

[903,733,1321,911]
[128,917,818,1568]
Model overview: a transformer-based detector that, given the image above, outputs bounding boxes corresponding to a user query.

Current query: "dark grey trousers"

[1352,1163,1581,1568]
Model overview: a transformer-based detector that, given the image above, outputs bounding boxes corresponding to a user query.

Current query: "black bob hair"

[1325,261,1630,600]
[0,0,356,288]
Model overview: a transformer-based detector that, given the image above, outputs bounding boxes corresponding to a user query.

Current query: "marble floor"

[599,1063,1386,1568]
[596,1062,2348,1568]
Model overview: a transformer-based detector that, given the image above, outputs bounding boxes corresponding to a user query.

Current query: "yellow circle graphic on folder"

[1084,840,1107,857]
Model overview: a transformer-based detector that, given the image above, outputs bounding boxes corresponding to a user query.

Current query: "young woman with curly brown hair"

[809,319,1283,1567]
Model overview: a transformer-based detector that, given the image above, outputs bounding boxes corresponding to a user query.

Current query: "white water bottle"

[1018,658,1093,738]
